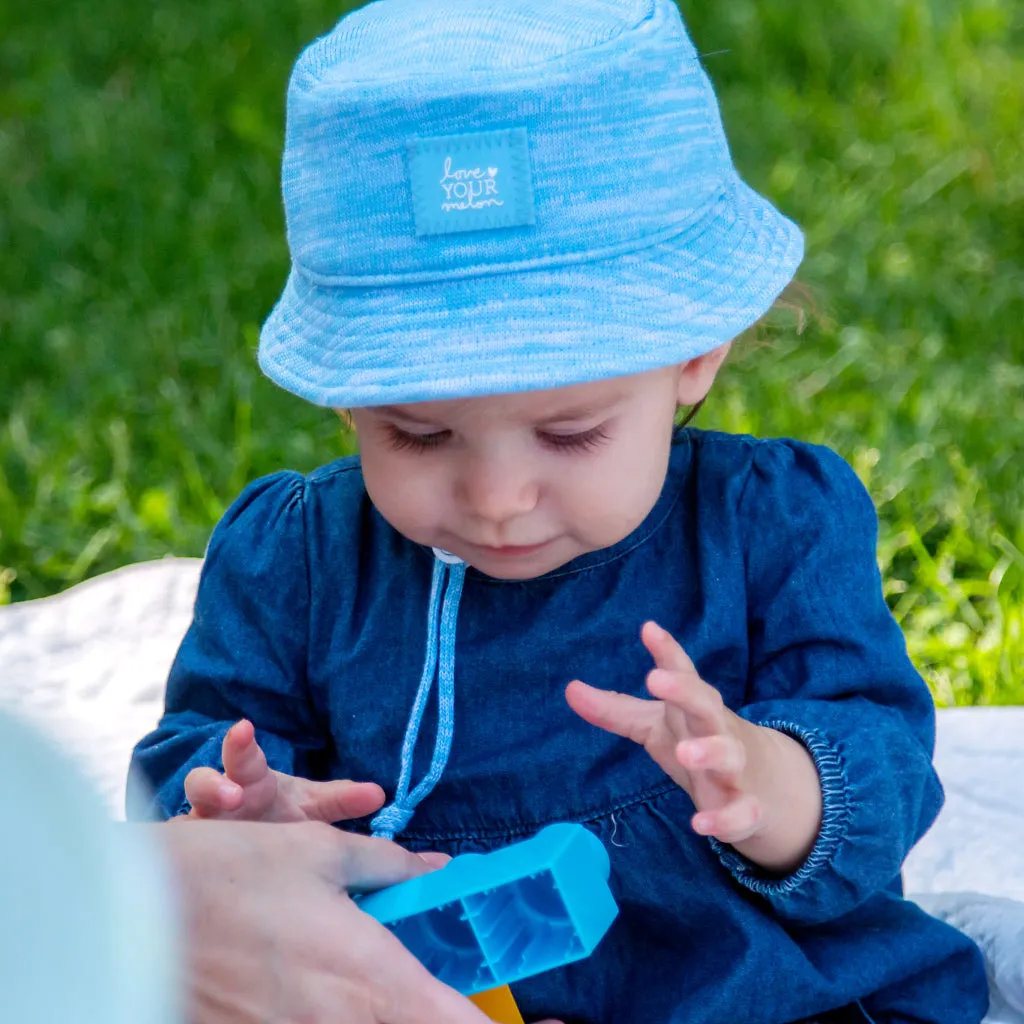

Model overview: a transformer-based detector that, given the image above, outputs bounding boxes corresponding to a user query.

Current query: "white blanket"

[1,557,1022,1020]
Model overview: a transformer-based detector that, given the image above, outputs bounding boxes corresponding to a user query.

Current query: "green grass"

[1,0,1021,705]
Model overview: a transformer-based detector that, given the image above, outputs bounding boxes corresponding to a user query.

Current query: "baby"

[130,1,988,1021]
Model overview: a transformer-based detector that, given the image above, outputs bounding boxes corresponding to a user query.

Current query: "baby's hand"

[566,622,765,847]
[183,719,386,824]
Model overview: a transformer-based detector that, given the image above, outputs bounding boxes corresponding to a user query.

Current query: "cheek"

[554,433,672,540]
[360,450,445,539]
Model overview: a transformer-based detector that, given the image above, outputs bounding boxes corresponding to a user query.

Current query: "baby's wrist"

[732,722,823,874]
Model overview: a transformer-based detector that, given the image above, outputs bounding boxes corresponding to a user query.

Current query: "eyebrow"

[373,405,446,426]
[373,395,625,428]
[533,398,623,426]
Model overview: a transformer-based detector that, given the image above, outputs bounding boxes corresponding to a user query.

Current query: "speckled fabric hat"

[259,0,804,407]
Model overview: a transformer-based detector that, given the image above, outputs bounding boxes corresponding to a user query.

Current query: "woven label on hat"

[407,127,536,237]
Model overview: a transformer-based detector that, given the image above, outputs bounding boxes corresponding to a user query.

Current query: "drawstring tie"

[370,548,466,841]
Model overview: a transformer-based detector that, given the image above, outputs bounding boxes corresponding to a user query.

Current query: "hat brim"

[258,175,803,408]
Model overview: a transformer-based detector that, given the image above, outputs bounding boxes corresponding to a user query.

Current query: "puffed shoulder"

[728,437,879,594]
[737,436,876,528]
[203,456,365,567]
[203,470,309,568]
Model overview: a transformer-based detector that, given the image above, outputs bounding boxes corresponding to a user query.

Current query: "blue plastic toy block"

[356,823,618,996]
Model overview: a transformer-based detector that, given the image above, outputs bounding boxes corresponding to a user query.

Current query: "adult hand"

[162,818,563,1023]
[183,718,385,823]
[566,620,822,873]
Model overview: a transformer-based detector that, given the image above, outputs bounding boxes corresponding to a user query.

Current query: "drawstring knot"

[369,804,416,839]
[370,548,466,841]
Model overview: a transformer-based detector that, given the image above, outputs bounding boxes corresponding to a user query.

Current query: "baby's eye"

[384,425,451,452]
[539,425,610,454]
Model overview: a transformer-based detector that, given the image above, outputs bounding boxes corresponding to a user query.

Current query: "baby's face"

[348,360,715,580]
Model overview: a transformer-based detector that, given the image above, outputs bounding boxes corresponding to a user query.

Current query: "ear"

[676,342,732,406]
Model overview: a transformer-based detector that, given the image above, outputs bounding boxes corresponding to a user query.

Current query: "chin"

[472,562,550,581]
[468,548,579,581]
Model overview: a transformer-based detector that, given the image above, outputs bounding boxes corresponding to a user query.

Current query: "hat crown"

[258,0,804,409]
[296,0,668,87]
[281,0,713,287]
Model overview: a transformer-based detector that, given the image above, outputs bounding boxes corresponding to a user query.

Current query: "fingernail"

[647,668,670,691]
[692,813,712,834]
[417,852,451,868]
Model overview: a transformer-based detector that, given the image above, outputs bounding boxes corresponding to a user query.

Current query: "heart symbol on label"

[487,167,498,177]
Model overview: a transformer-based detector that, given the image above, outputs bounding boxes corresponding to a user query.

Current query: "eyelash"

[543,426,610,453]
[384,426,449,452]
[383,424,610,454]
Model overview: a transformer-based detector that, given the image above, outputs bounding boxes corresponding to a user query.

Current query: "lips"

[477,541,550,556]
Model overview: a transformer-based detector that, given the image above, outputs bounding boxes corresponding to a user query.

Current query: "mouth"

[475,540,552,557]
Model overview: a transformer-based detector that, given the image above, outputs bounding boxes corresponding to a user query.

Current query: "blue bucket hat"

[259,0,804,408]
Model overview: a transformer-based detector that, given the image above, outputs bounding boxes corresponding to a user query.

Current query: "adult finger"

[183,766,242,818]
[368,928,497,1024]
[294,778,387,824]
[267,965,549,1024]
[221,718,269,787]
[311,828,446,893]
[384,978,497,1024]
[565,679,663,747]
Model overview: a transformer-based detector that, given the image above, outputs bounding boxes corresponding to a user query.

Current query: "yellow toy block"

[469,984,525,1024]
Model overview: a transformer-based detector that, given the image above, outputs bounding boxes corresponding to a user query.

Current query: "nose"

[456,449,540,530]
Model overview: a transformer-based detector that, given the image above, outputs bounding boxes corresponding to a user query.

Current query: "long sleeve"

[127,471,324,820]
[711,439,942,924]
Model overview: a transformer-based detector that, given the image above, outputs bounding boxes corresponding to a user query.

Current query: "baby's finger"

[221,719,269,787]
[641,621,700,678]
[646,667,726,736]
[565,679,663,748]
[676,734,746,781]
[692,793,762,845]
[296,778,387,823]
[184,766,243,818]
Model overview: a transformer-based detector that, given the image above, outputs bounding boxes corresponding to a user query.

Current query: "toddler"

[130,1,988,1021]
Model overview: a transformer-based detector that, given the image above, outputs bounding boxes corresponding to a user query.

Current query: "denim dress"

[130,429,987,1024]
